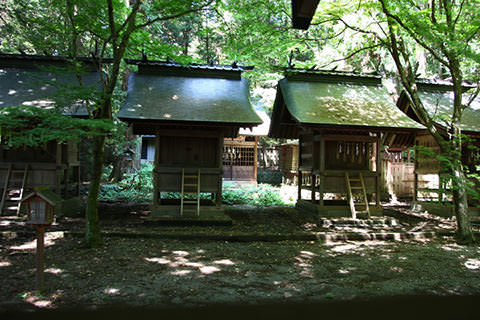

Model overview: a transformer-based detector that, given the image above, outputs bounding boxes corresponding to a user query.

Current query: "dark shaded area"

[1,295,478,320]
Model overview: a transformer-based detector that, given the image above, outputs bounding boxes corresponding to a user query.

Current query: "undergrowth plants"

[99,164,289,207]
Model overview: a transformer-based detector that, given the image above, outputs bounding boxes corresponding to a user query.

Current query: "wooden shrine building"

[118,60,261,217]
[0,54,101,215]
[223,108,270,183]
[269,70,423,218]
[141,108,270,184]
[397,79,480,217]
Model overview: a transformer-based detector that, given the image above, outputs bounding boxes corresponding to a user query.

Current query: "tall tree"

[378,0,479,243]
[67,0,214,247]
[319,0,479,243]
[1,0,213,247]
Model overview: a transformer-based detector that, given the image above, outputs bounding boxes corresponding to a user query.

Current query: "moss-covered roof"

[0,55,101,116]
[416,86,480,133]
[277,75,424,129]
[118,68,262,126]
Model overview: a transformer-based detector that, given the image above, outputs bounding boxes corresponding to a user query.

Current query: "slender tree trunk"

[85,134,105,247]
[451,165,474,243]
[449,127,475,244]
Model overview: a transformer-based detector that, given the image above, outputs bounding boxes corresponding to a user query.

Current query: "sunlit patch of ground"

[1,205,479,310]
[1,235,479,309]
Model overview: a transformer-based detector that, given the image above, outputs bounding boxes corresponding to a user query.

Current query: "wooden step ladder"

[1,164,30,216]
[180,168,200,217]
[345,172,370,219]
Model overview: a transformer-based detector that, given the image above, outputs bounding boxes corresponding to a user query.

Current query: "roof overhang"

[291,0,320,30]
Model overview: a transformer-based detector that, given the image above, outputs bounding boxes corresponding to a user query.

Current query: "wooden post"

[375,137,382,207]
[319,136,325,206]
[413,138,418,203]
[152,131,161,206]
[76,166,81,197]
[254,136,258,183]
[311,174,316,203]
[216,132,224,207]
[55,143,62,194]
[297,136,302,202]
[36,225,45,293]
[297,170,302,201]
[64,165,69,198]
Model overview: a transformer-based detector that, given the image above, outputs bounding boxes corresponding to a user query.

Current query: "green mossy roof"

[279,78,424,129]
[118,72,262,125]
[0,66,99,116]
[22,190,63,206]
[418,89,480,133]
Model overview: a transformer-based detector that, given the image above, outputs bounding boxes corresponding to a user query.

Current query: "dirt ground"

[0,204,479,313]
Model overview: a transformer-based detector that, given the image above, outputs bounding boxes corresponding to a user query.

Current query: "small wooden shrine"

[269,70,423,218]
[118,59,261,217]
[223,108,270,183]
[397,79,480,217]
[0,54,100,215]
[279,141,299,184]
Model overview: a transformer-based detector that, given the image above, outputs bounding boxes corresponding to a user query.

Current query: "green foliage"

[99,163,154,202]
[222,184,287,207]
[0,105,114,147]
[99,164,288,207]
[257,169,283,186]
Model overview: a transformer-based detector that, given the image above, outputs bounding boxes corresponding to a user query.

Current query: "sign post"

[21,190,62,293]
[35,225,46,292]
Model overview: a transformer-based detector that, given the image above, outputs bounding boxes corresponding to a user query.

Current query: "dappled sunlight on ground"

[104,287,121,295]
[294,250,316,278]
[145,249,237,277]
[0,261,12,267]
[464,259,480,270]
[441,244,464,252]
[8,231,64,251]
[1,204,479,310]
[45,268,63,274]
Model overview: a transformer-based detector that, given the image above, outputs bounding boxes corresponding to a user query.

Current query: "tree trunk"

[449,129,475,244]
[85,134,105,247]
[451,165,475,243]
[108,156,126,182]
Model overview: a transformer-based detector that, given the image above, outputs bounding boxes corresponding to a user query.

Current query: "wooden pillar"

[297,170,302,201]
[413,138,418,202]
[216,132,224,207]
[36,225,45,292]
[55,142,62,194]
[76,166,81,197]
[297,136,302,201]
[152,131,161,206]
[376,136,382,207]
[64,165,69,198]
[414,173,418,202]
[311,173,316,203]
[319,136,325,206]
[254,137,258,182]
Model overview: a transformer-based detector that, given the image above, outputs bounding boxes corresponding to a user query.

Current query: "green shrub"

[257,169,283,186]
[222,184,286,207]
[99,163,153,202]
[99,164,288,207]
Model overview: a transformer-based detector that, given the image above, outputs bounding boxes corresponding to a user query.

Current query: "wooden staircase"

[345,172,370,219]
[180,168,200,216]
[1,164,30,216]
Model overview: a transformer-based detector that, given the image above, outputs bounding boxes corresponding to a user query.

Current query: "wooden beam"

[153,130,161,206]
[322,134,378,142]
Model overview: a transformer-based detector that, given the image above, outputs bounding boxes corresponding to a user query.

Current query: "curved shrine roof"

[118,62,262,127]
